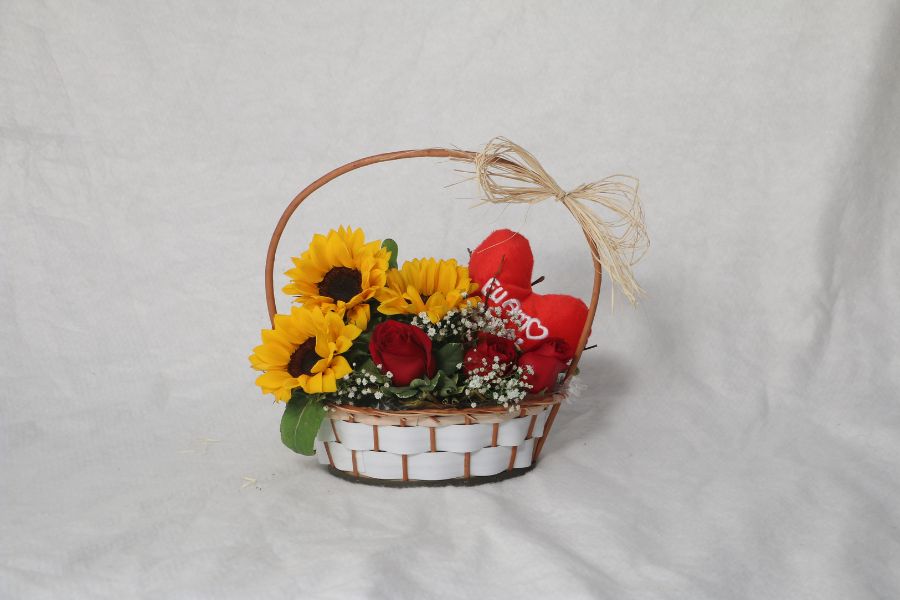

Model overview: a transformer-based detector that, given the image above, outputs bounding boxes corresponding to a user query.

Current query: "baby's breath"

[411,303,519,344]
[462,360,532,408]
[333,369,391,406]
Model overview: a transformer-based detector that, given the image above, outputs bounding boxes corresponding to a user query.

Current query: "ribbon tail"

[563,190,648,305]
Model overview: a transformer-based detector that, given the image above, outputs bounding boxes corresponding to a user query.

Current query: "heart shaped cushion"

[519,293,588,352]
[469,229,589,352]
[468,229,534,301]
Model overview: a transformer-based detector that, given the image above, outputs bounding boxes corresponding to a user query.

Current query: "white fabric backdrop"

[2,1,898,598]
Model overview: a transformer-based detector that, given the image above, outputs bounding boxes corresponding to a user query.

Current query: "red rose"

[369,321,436,386]
[517,338,574,393]
[463,334,518,375]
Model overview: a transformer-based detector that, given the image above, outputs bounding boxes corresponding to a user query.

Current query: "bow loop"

[470,137,649,305]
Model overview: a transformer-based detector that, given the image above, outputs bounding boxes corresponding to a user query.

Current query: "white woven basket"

[315,401,557,485]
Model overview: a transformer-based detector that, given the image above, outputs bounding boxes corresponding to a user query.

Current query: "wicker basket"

[264,148,603,486]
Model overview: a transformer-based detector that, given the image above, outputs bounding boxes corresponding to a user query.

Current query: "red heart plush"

[468,230,533,301]
[519,293,588,352]
[469,229,589,352]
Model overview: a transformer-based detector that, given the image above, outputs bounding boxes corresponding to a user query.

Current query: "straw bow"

[471,137,649,305]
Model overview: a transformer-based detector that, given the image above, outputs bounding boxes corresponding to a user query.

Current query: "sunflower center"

[287,338,319,378]
[318,267,362,303]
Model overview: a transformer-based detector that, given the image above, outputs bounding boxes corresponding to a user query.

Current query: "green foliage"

[434,372,463,398]
[380,371,467,408]
[280,389,327,456]
[381,239,399,269]
[358,359,380,376]
[346,327,372,368]
[386,372,438,397]
[433,342,463,376]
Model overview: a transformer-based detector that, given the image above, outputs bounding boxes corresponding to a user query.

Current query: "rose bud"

[369,320,436,386]
[517,338,573,393]
[463,334,518,375]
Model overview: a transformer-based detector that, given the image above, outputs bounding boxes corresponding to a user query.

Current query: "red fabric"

[468,229,534,297]
[469,229,589,352]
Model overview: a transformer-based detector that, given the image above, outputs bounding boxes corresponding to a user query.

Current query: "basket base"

[324,463,537,487]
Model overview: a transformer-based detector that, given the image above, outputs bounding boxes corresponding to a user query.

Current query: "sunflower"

[283,226,390,329]
[376,258,481,323]
[250,305,361,401]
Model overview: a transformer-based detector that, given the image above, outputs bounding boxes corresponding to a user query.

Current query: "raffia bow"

[469,137,649,305]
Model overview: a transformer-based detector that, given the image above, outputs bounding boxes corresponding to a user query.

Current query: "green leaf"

[280,391,328,456]
[434,372,461,397]
[415,375,441,391]
[381,239,399,269]
[346,350,368,369]
[434,342,464,376]
[384,371,451,399]
[386,386,419,398]
[346,331,372,368]
[358,359,380,376]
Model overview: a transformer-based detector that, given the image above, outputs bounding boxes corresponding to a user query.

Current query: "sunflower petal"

[304,373,324,394]
[330,356,352,380]
[321,370,337,393]
[252,342,290,366]
[256,370,293,391]
[348,304,369,330]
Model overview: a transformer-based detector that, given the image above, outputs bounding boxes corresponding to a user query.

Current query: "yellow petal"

[252,343,290,366]
[283,279,319,296]
[249,354,267,370]
[256,370,293,392]
[315,335,334,361]
[310,356,331,374]
[342,321,362,341]
[348,304,369,330]
[321,371,337,393]
[327,234,353,268]
[404,285,426,313]
[436,262,453,293]
[261,329,292,350]
[377,304,403,316]
[334,336,352,354]
[330,356,352,380]
[308,235,333,272]
[304,373,324,394]
[348,227,365,251]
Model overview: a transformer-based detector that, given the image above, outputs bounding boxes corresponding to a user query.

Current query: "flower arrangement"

[250,226,579,455]
[249,139,649,485]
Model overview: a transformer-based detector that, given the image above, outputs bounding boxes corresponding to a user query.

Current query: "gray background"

[2,1,898,598]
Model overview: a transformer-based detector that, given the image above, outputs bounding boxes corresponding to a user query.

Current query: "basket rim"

[325,391,563,419]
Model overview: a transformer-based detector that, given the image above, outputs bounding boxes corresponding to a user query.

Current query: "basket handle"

[264,148,602,382]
